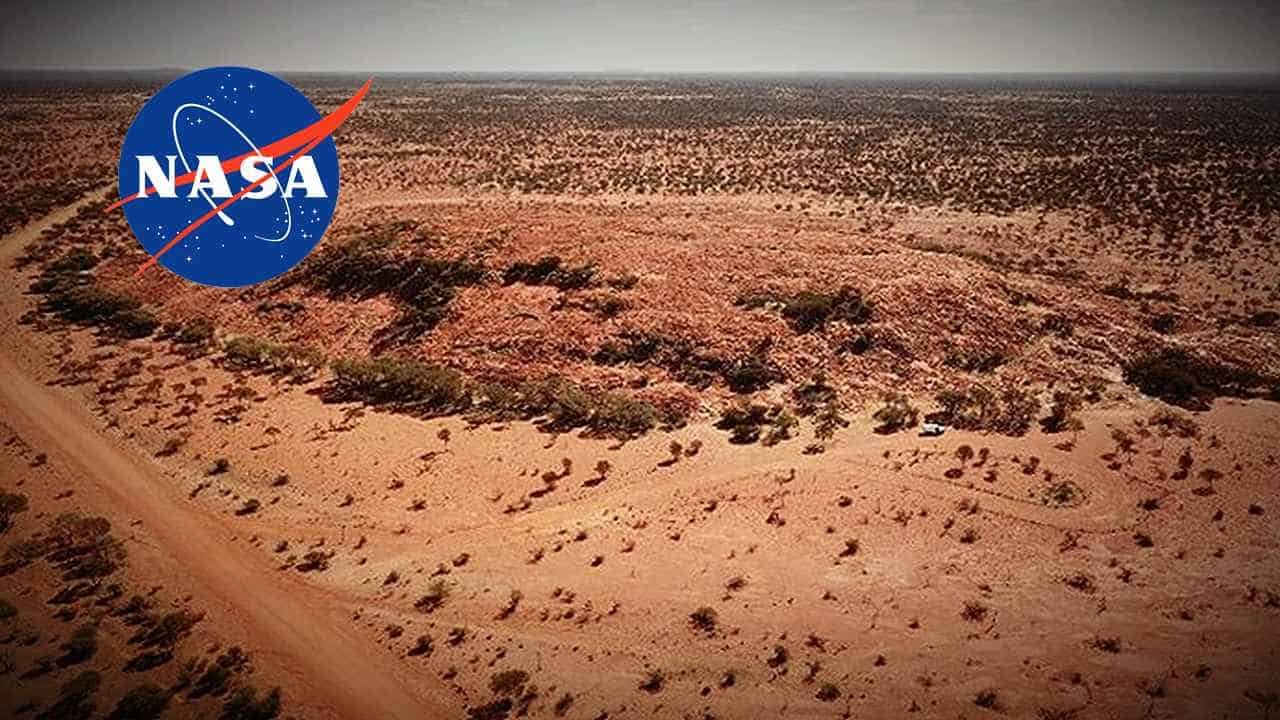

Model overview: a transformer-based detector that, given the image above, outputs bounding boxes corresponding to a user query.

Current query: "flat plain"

[1,72,1278,720]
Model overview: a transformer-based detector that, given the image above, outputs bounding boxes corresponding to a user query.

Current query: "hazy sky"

[2,0,1277,73]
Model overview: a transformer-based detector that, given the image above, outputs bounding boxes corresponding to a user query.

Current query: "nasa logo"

[112,67,370,287]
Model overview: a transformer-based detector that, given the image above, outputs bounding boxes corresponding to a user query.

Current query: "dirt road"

[0,195,450,720]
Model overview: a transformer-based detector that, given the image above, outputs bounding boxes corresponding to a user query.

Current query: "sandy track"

[0,195,449,720]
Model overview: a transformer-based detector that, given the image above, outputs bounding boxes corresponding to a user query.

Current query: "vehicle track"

[0,193,453,720]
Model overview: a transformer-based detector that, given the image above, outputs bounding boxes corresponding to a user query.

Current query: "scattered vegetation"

[299,230,486,346]
[715,403,797,445]
[32,256,158,339]
[5,512,126,584]
[933,385,1041,436]
[330,356,468,413]
[639,670,664,694]
[1039,481,1086,507]
[330,358,666,439]
[593,332,782,392]
[503,255,596,291]
[165,317,216,356]
[739,285,873,332]
[107,684,170,720]
[223,337,325,382]
[944,348,1009,374]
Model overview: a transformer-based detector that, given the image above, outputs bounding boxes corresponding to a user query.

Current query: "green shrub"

[415,579,449,613]
[46,250,99,274]
[191,646,250,698]
[716,403,795,445]
[304,234,485,297]
[538,379,594,429]
[592,332,665,366]
[130,609,203,649]
[589,392,657,438]
[933,385,1041,437]
[37,273,158,339]
[781,286,873,333]
[490,669,530,696]
[792,377,838,415]
[502,255,563,285]
[112,307,160,339]
[301,233,485,345]
[470,376,658,439]
[722,350,783,393]
[1041,481,1086,507]
[592,332,736,389]
[173,317,216,346]
[873,393,918,434]
[223,337,324,381]
[27,512,128,583]
[330,356,468,412]
[689,606,718,634]
[42,670,101,720]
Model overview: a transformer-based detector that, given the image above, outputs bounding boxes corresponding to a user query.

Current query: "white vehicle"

[919,422,947,437]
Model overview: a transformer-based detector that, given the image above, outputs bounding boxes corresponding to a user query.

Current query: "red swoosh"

[112,77,372,277]
[109,77,371,213]
[133,134,328,277]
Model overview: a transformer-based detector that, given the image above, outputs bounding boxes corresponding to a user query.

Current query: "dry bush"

[415,580,449,613]
[689,606,718,635]
[873,393,918,434]
[715,403,796,445]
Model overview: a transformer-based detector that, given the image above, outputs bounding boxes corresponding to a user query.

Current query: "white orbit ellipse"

[170,103,292,243]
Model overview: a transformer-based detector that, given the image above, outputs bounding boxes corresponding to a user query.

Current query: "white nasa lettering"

[239,155,278,199]
[135,154,327,199]
[283,156,328,198]
[190,155,233,198]
[137,155,178,198]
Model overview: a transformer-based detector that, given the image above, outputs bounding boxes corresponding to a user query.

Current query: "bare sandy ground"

[3,194,1279,719]
[0,194,450,719]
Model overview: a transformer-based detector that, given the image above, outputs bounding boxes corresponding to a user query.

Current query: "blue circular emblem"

[118,66,340,287]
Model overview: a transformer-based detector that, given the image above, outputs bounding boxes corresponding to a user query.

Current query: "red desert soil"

[2,76,1279,719]
[0,195,450,719]
[4,192,1279,719]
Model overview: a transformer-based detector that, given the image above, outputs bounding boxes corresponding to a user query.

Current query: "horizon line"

[2,66,1279,76]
